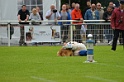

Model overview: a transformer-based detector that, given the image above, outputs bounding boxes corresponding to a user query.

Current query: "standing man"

[17,5,30,46]
[96,2,104,42]
[84,4,99,20]
[83,1,91,18]
[71,2,76,10]
[84,4,99,44]
[46,4,61,25]
[111,0,124,51]
[71,3,83,43]
[96,2,104,20]
[59,4,71,43]
[109,2,115,10]
[103,6,113,44]
[45,4,61,45]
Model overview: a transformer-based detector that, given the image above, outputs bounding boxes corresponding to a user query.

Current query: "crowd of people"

[17,0,124,51]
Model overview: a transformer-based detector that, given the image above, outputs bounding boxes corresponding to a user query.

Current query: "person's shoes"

[19,43,23,46]
[23,43,27,46]
[111,48,116,51]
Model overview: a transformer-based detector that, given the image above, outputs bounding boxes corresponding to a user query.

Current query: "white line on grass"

[85,76,117,82]
[31,76,56,82]
[95,63,124,68]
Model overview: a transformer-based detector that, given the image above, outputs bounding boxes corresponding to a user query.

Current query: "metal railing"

[0,20,121,46]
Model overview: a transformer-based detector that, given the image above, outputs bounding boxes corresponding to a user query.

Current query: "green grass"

[0,46,124,82]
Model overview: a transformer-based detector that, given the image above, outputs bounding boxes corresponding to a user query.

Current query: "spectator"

[84,4,99,20]
[103,6,113,21]
[58,4,71,43]
[84,4,99,44]
[36,6,43,20]
[71,2,76,10]
[83,1,91,18]
[45,4,61,45]
[109,2,115,9]
[46,4,61,25]
[71,3,83,43]
[111,0,124,51]
[17,5,30,46]
[66,3,72,16]
[96,2,104,42]
[103,6,113,44]
[96,2,104,19]
[29,8,41,25]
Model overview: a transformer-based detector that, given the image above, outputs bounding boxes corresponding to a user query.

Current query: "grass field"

[0,45,124,82]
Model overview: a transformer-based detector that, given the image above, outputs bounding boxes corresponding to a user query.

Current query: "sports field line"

[95,63,124,68]
[31,76,56,82]
[85,76,117,82]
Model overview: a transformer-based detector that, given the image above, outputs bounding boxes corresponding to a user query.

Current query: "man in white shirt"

[46,4,61,25]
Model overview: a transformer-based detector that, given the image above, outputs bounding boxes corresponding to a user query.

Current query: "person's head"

[32,8,37,15]
[96,2,102,9]
[62,4,67,11]
[91,4,96,11]
[50,4,55,11]
[109,2,114,7]
[72,2,75,8]
[87,1,91,7]
[120,0,124,8]
[107,6,113,13]
[22,5,27,12]
[36,6,40,12]
[75,3,80,10]
[66,3,71,10]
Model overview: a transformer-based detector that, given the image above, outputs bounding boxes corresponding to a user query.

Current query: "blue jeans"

[104,29,113,41]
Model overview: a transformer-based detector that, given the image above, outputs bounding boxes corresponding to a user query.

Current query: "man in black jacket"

[17,5,30,46]
[103,6,113,44]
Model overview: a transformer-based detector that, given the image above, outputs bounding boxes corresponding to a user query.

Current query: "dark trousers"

[61,25,69,42]
[86,25,98,43]
[19,26,25,44]
[74,25,82,43]
[112,29,124,50]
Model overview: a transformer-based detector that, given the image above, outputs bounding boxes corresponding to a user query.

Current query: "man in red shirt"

[71,3,83,43]
[111,0,124,51]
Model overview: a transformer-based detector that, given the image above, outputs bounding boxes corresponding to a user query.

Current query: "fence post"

[7,23,10,46]
[70,21,73,41]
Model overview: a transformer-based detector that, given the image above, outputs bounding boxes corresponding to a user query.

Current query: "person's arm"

[96,11,100,20]
[79,10,83,22]
[29,13,31,20]
[37,14,41,21]
[25,10,30,21]
[57,12,61,20]
[46,11,53,19]
[103,12,108,20]
[40,13,43,20]
[84,10,88,20]
[17,10,21,22]
[25,15,29,21]
[18,15,21,22]
[111,10,116,29]
[67,12,71,20]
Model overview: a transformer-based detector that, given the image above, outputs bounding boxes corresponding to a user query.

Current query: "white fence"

[0,20,122,46]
